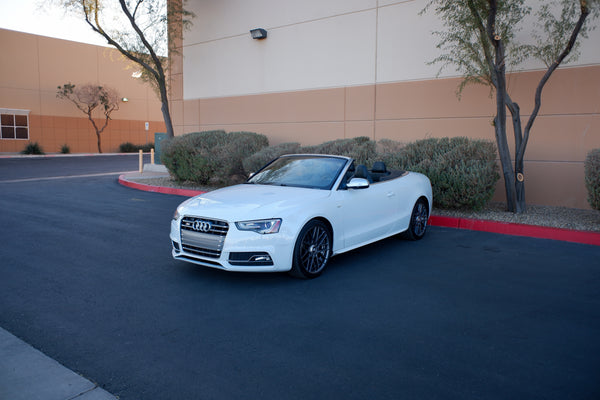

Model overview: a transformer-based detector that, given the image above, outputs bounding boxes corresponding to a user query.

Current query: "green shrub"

[119,142,137,153]
[161,130,269,185]
[60,144,70,154]
[21,142,44,155]
[585,149,600,210]
[242,137,380,174]
[160,132,219,184]
[243,142,302,174]
[376,139,405,169]
[396,137,500,210]
[302,136,377,165]
[210,131,269,184]
[139,142,154,152]
[119,142,154,153]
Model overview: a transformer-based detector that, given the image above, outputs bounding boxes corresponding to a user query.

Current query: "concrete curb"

[118,174,600,246]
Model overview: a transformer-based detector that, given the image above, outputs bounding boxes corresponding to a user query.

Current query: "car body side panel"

[332,181,400,249]
[328,171,432,255]
[390,172,433,233]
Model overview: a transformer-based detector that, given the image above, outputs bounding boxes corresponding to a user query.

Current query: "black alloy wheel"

[403,198,429,241]
[289,220,332,279]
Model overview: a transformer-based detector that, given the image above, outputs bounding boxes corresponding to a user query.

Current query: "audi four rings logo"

[193,220,212,232]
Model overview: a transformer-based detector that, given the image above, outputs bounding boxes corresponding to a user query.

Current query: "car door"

[332,180,401,250]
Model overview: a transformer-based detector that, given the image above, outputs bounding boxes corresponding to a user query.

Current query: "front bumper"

[170,218,295,272]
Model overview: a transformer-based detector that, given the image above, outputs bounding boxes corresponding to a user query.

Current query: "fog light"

[229,252,274,266]
[250,255,271,262]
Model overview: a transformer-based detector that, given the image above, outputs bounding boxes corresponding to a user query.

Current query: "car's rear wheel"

[289,220,332,279]
[403,197,429,241]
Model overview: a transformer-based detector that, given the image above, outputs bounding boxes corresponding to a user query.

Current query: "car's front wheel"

[289,220,332,279]
[402,197,429,241]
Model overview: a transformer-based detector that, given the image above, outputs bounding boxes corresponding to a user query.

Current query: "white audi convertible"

[170,154,432,278]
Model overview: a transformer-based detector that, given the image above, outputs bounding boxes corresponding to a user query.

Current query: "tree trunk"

[87,112,103,153]
[489,6,517,213]
[161,100,174,138]
[506,98,525,213]
[494,114,516,212]
[515,160,525,213]
[159,78,174,138]
[96,132,102,153]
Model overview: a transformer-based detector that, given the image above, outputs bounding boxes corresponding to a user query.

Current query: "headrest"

[372,161,387,173]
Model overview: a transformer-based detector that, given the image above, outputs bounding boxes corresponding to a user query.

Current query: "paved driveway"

[1,157,599,400]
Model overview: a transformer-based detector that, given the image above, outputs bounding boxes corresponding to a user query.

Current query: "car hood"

[177,184,332,221]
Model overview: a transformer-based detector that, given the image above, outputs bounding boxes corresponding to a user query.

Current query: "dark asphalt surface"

[1,156,599,400]
[0,154,147,181]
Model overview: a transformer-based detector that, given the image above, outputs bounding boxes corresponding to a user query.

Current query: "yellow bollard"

[139,149,143,173]
[151,148,155,164]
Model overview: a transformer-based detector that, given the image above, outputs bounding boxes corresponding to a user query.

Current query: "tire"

[289,220,332,279]
[402,198,429,241]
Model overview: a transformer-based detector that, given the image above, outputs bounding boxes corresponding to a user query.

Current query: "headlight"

[235,219,282,234]
[173,198,195,221]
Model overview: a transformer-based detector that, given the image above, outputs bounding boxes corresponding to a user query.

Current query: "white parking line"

[0,171,137,184]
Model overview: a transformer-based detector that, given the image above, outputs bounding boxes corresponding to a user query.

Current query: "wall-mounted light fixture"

[122,97,129,102]
[250,28,267,40]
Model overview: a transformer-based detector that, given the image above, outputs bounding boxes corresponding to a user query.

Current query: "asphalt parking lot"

[1,156,599,400]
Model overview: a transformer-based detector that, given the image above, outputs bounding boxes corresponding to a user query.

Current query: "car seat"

[354,165,373,183]
[371,161,390,182]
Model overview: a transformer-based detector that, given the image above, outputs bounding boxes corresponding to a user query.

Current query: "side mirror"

[347,177,370,189]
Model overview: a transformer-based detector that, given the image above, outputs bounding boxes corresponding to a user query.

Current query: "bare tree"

[57,83,120,153]
[54,0,194,138]
[422,0,599,213]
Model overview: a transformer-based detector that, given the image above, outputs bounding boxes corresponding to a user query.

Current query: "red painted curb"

[428,215,600,246]
[118,175,206,197]
[118,175,600,246]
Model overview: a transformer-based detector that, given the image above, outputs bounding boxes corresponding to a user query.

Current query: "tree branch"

[517,1,590,161]
[117,0,165,83]
[467,0,497,87]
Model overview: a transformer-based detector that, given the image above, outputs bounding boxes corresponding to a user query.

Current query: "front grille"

[180,217,229,259]
[181,217,229,236]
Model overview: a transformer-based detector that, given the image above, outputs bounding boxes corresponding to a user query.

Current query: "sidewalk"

[0,327,117,400]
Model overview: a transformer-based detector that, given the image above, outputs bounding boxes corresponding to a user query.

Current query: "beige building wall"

[171,0,600,209]
[0,28,165,153]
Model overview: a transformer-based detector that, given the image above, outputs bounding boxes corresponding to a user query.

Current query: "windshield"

[248,156,348,190]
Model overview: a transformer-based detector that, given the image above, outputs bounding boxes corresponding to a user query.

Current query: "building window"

[1,109,30,140]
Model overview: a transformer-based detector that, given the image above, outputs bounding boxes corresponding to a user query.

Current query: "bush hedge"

[302,136,377,165]
[243,142,302,174]
[21,142,44,155]
[160,132,500,211]
[119,142,154,153]
[396,137,499,210]
[585,149,600,210]
[242,137,379,174]
[161,130,268,185]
